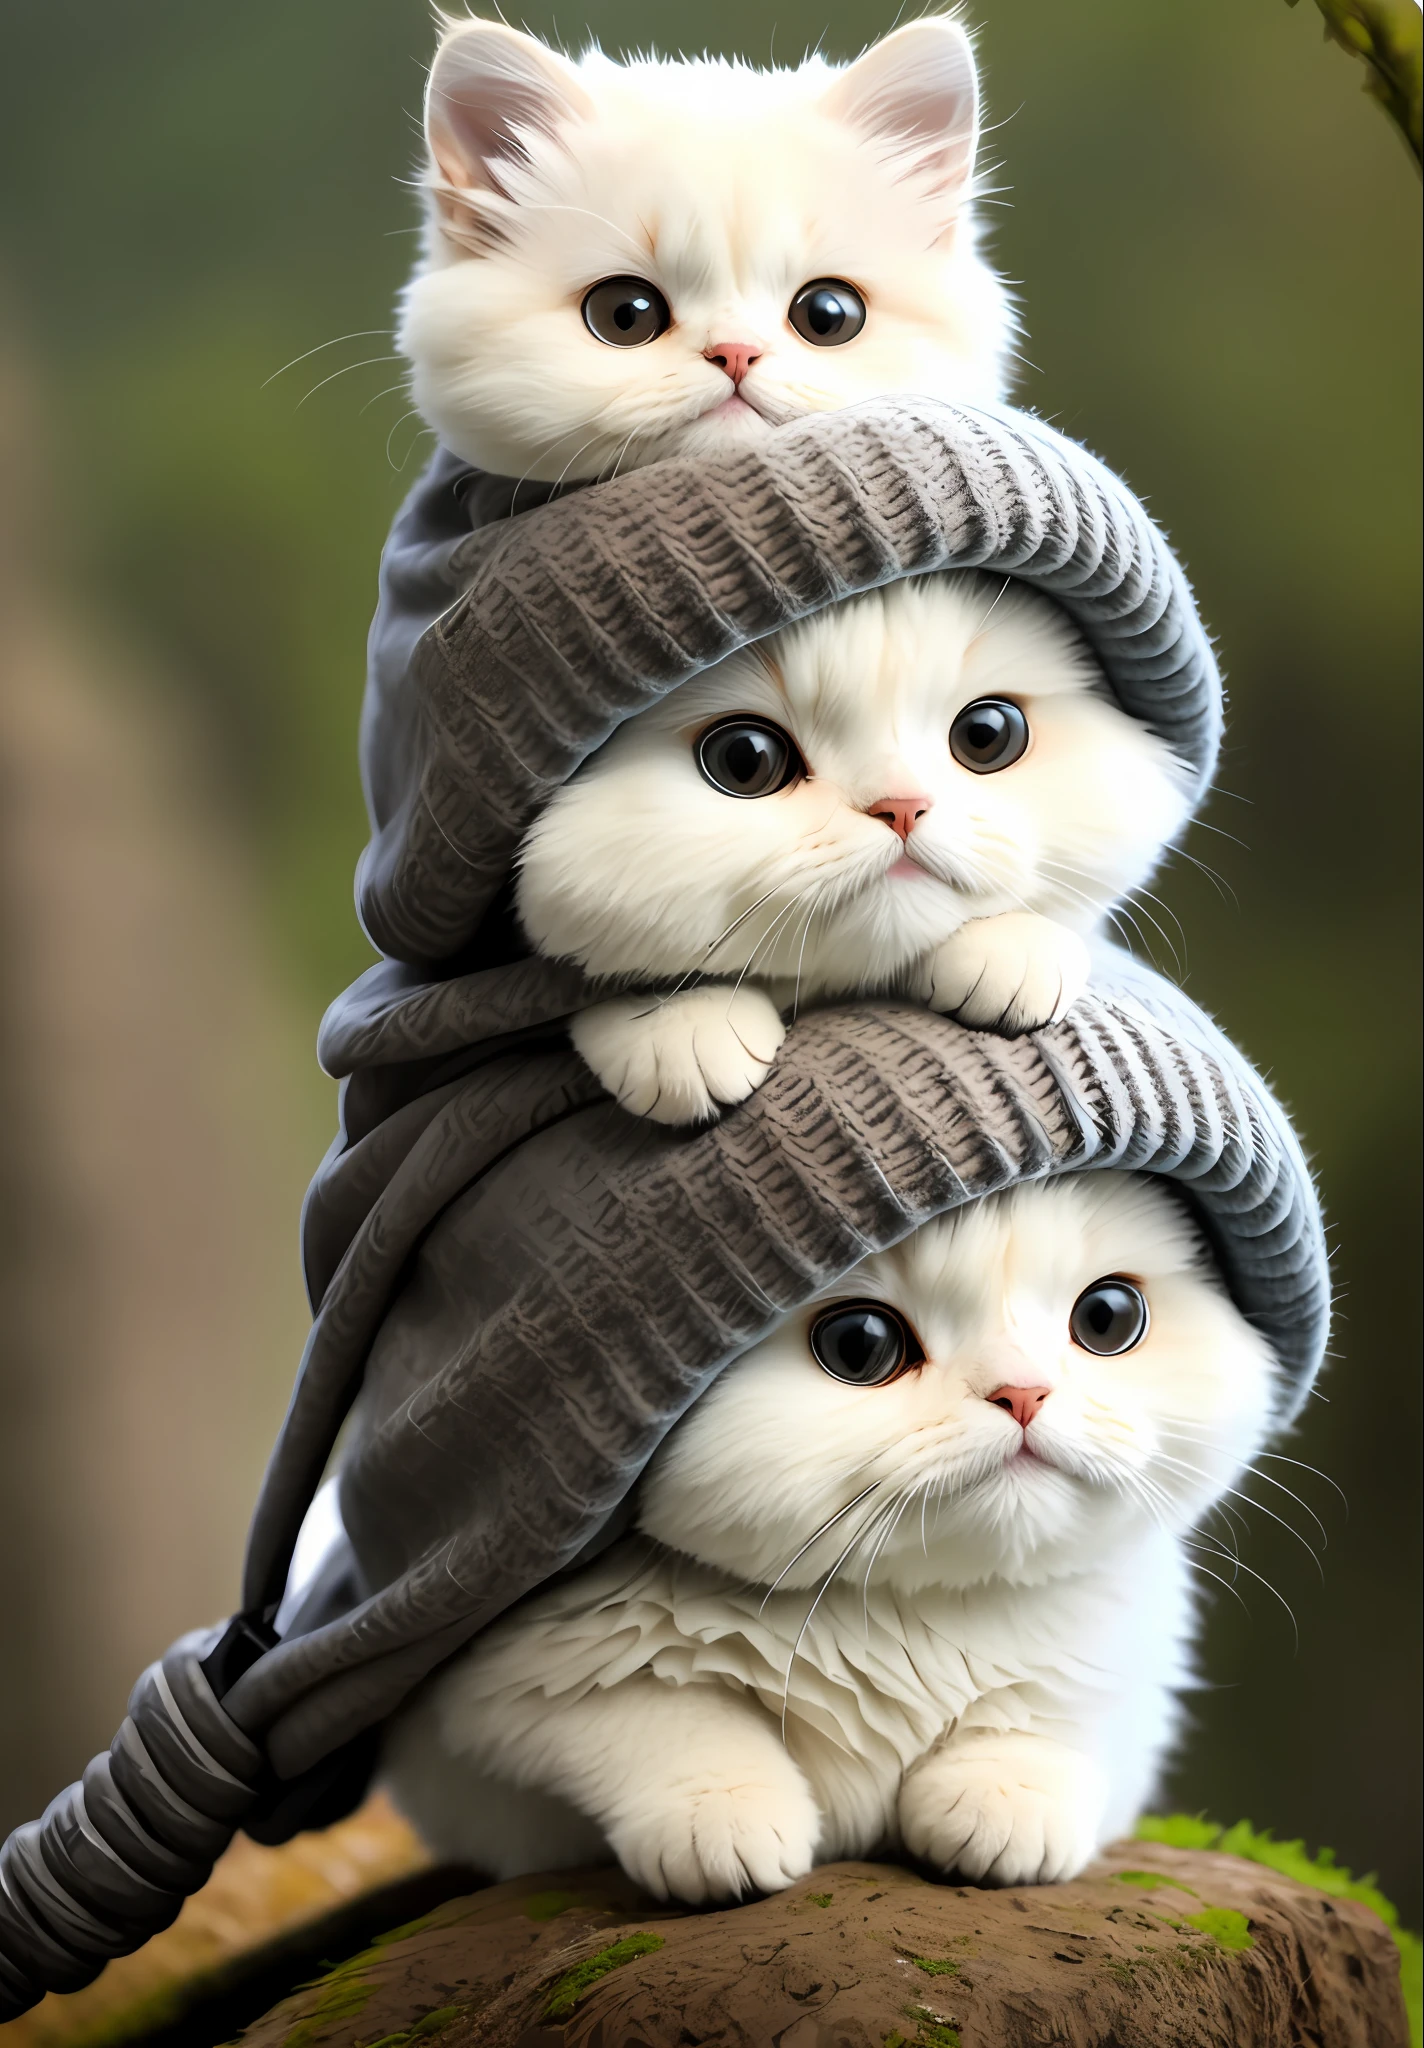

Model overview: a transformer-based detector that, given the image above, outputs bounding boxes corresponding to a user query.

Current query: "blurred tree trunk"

[0,354,321,1841]
[1289,0,1423,164]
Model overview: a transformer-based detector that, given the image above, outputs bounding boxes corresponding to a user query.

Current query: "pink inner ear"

[823,23,980,203]
[426,28,592,195]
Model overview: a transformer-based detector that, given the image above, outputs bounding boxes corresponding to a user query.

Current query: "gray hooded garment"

[0,400,1329,2020]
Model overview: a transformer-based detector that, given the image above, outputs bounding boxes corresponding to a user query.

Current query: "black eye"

[788,278,866,347]
[696,717,802,798]
[810,1302,924,1386]
[948,698,1030,774]
[1069,1278,1149,1356]
[581,276,671,347]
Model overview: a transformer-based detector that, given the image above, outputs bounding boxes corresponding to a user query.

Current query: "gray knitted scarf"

[0,400,1327,2021]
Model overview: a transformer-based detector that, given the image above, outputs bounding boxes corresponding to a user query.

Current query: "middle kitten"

[517,574,1193,1123]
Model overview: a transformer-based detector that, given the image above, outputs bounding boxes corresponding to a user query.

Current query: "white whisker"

[261,330,394,389]
[294,355,404,409]
[758,1482,882,1609]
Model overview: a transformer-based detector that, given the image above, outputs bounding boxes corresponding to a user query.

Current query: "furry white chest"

[391,1530,1191,1871]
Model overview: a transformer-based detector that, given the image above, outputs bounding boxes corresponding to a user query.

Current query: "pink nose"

[866,794,934,843]
[987,1384,1051,1429]
[705,341,763,386]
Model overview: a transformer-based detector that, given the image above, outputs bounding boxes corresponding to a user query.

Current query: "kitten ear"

[822,17,980,222]
[424,17,593,244]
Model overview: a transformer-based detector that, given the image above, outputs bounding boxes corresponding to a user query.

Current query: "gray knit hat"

[358,396,1222,966]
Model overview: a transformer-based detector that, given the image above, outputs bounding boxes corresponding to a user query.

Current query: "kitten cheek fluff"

[401,17,1013,481]
[638,1175,1278,1595]
[384,1175,1279,1896]
[514,575,1193,998]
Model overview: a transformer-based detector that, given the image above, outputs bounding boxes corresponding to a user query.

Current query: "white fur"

[400,22,1158,1122]
[385,1172,1278,1899]
[403,17,1012,480]
[273,1478,346,1634]
[518,575,1192,1121]
[570,982,786,1126]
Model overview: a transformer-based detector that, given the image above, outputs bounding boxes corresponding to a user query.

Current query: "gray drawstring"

[0,1621,272,2019]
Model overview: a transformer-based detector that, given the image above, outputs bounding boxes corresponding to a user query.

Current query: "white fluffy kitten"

[386,1171,1277,1900]
[516,574,1192,1123]
[403,15,1011,480]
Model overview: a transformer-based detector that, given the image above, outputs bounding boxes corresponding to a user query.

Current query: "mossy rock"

[235,1839,1409,2048]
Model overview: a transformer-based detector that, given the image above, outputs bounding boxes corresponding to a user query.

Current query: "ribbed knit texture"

[359,399,1221,966]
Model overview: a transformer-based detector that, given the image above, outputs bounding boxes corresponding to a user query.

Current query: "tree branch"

[1288,0,1424,168]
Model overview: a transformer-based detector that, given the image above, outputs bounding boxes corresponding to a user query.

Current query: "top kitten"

[403,14,1013,481]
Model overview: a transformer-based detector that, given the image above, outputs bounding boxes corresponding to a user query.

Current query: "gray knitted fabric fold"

[360,398,1222,966]
[225,946,1327,1783]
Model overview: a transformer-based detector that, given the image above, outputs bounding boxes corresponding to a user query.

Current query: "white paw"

[899,1734,1105,1886]
[609,1763,821,1904]
[570,985,786,1127]
[925,913,1090,1035]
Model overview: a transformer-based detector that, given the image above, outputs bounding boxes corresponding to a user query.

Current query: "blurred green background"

[0,0,1418,1925]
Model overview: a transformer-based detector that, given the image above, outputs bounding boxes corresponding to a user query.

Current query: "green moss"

[519,1889,590,1922]
[282,1973,373,2048]
[357,2007,462,2048]
[368,1910,446,1950]
[543,1931,665,2020]
[904,2008,961,2047]
[908,1956,960,1977]
[1113,1868,1199,1898]
[805,1891,834,1908]
[280,1913,453,2048]
[1184,1907,1254,1953]
[1138,1814,1396,1920]
[1138,1815,1421,2044]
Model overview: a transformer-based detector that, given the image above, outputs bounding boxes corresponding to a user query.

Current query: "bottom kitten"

[384,1172,1277,1901]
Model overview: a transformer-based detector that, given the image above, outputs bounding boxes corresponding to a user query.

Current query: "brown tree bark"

[238,1842,1408,2048]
